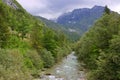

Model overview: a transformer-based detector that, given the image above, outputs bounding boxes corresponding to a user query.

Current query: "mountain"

[35,6,105,41]
[0,0,71,79]
[35,16,66,31]
[35,16,81,41]
[56,5,105,34]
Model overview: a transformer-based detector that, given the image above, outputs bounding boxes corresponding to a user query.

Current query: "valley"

[0,0,120,80]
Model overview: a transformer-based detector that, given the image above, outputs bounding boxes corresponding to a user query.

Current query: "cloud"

[17,0,120,19]
[17,0,48,14]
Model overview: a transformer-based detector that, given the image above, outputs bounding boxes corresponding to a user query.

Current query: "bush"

[27,50,43,70]
[40,49,55,68]
[0,49,33,80]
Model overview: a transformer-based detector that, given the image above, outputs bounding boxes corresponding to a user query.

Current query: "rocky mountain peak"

[2,0,18,9]
[55,5,105,36]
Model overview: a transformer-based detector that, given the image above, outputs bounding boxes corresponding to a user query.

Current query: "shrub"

[40,49,55,68]
[0,49,33,80]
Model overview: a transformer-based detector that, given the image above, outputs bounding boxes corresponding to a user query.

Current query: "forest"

[0,0,120,80]
[0,0,71,79]
[75,7,120,80]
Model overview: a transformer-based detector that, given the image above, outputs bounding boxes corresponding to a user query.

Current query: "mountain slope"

[35,16,81,41]
[56,6,105,34]
[35,16,66,31]
[0,0,71,79]
[75,10,120,80]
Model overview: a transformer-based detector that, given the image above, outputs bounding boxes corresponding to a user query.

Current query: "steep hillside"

[0,0,71,80]
[35,16,66,31]
[75,8,120,80]
[35,6,105,41]
[36,16,81,41]
[56,6,104,34]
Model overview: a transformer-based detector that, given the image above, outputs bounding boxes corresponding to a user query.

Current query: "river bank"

[34,52,86,80]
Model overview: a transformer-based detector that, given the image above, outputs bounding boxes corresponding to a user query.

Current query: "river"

[36,52,85,80]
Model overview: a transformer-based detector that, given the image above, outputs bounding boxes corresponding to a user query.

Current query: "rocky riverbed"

[35,52,86,80]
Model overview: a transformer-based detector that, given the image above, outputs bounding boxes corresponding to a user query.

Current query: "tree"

[40,49,55,68]
[0,22,10,48]
[42,29,57,53]
[104,5,110,14]
[75,12,120,80]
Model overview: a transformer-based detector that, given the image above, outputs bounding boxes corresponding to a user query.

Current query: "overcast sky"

[17,0,120,19]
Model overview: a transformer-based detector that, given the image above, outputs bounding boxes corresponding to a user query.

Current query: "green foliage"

[0,0,71,79]
[110,34,120,53]
[40,49,55,68]
[35,16,81,41]
[0,22,10,48]
[31,22,44,49]
[75,12,120,80]
[0,49,32,80]
[43,29,57,51]
[104,6,110,14]
[31,23,71,63]
[27,50,43,70]
[54,46,71,62]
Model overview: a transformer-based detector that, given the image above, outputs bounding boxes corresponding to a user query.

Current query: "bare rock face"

[2,0,18,9]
